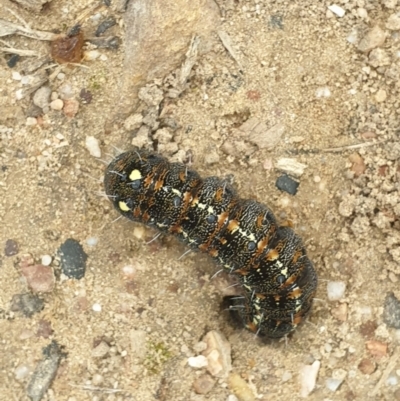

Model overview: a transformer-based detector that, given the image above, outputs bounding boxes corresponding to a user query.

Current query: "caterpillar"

[104,149,317,338]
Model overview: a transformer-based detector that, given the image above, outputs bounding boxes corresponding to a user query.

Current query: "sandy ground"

[1,0,400,400]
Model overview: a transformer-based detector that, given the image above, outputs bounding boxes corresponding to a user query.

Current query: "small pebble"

[85,135,101,158]
[20,264,55,293]
[26,117,37,126]
[33,86,51,109]
[27,341,63,401]
[326,377,343,392]
[84,50,101,61]
[92,374,104,386]
[50,99,64,111]
[41,255,52,266]
[366,340,388,358]
[122,265,136,278]
[5,239,19,256]
[193,374,216,394]
[188,355,208,368]
[328,4,345,17]
[357,26,386,53]
[12,71,21,80]
[387,374,398,386]
[95,16,117,36]
[10,293,44,317]
[275,174,299,195]
[86,237,98,247]
[37,319,53,338]
[386,13,400,30]
[58,238,88,279]
[92,303,102,312]
[299,360,320,398]
[57,72,65,80]
[383,292,400,329]
[7,54,20,68]
[327,281,346,301]
[92,341,109,358]
[63,98,79,117]
[358,358,376,375]
[315,87,331,98]
[14,365,31,381]
[375,89,387,103]
[202,330,232,378]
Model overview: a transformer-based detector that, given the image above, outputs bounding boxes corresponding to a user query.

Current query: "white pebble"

[26,117,37,126]
[92,303,102,312]
[122,265,136,278]
[188,355,208,368]
[12,71,21,80]
[41,255,52,266]
[85,50,100,61]
[33,86,51,109]
[14,365,31,381]
[15,89,23,100]
[50,99,64,111]
[326,377,343,392]
[387,374,398,386]
[57,72,65,80]
[92,374,104,385]
[21,75,33,85]
[346,29,358,44]
[327,281,346,301]
[86,237,98,247]
[227,395,239,401]
[315,87,331,98]
[100,54,108,61]
[299,360,320,397]
[85,136,101,158]
[328,4,345,17]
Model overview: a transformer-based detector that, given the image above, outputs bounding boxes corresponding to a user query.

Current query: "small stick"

[322,140,385,153]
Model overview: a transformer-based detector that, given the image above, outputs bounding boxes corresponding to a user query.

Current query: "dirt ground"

[1,0,400,400]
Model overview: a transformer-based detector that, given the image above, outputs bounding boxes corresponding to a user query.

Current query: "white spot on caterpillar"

[119,201,130,211]
[129,169,142,181]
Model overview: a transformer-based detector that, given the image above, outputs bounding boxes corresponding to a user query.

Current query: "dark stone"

[5,239,19,256]
[10,293,44,317]
[79,88,93,104]
[275,174,299,195]
[58,238,88,279]
[7,54,20,68]
[95,17,117,36]
[27,341,64,401]
[383,292,400,329]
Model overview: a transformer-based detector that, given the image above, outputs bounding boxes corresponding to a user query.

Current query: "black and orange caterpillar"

[104,149,317,338]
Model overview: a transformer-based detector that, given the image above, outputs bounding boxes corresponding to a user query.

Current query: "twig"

[68,383,126,394]
[371,347,399,397]
[0,18,58,41]
[0,46,38,56]
[218,30,243,70]
[322,140,386,153]
[5,6,30,29]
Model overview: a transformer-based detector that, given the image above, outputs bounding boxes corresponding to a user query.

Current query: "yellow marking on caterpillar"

[119,201,130,211]
[129,169,142,181]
